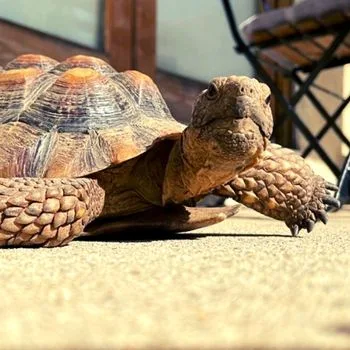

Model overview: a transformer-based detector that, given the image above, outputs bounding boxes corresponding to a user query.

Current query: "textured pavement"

[0,206,349,349]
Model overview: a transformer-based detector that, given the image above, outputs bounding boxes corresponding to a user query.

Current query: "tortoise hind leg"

[84,204,240,236]
[0,178,104,247]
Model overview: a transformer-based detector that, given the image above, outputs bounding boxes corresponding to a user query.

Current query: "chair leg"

[221,0,349,180]
[248,62,340,177]
[336,152,350,206]
[292,72,350,160]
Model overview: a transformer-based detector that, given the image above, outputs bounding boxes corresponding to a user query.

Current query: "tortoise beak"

[233,96,273,139]
[250,113,273,139]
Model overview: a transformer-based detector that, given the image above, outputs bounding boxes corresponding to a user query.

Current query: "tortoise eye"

[265,94,271,105]
[206,83,218,100]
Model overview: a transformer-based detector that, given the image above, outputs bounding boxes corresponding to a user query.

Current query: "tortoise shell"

[0,54,185,178]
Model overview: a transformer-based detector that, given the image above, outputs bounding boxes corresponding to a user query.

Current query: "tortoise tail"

[0,178,104,247]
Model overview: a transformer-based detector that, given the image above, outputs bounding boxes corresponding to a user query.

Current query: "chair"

[221,0,350,206]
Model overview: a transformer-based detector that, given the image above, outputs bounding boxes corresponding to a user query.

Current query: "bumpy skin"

[0,178,104,247]
[218,143,339,235]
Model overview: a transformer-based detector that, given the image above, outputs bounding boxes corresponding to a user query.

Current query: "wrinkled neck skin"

[162,120,266,205]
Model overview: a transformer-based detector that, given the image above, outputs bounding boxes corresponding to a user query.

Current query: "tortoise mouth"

[232,97,273,139]
[250,116,272,139]
[214,129,264,154]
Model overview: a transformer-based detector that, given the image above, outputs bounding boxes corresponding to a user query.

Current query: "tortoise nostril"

[232,98,250,120]
[232,105,245,119]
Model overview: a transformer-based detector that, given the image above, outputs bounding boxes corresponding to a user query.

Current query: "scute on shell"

[0,54,185,178]
[49,55,116,76]
[0,68,44,124]
[5,54,59,72]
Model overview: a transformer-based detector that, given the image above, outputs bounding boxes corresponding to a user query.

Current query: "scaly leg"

[216,143,340,235]
[0,178,104,247]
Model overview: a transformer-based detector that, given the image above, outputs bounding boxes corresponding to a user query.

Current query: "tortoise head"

[191,76,273,158]
[163,76,274,205]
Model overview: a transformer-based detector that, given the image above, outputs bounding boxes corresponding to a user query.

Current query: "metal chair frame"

[221,0,350,204]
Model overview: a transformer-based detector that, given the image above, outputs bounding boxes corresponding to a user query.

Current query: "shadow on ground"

[331,324,350,338]
[78,231,293,243]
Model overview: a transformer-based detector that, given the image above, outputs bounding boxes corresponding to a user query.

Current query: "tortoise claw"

[316,210,328,225]
[290,224,300,236]
[325,182,338,191]
[323,196,341,209]
[306,219,315,233]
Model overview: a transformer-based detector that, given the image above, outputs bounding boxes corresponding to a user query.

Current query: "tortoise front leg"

[0,178,104,247]
[216,143,340,235]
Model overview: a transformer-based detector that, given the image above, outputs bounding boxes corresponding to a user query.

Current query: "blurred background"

[1,0,349,185]
[0,0,254,123]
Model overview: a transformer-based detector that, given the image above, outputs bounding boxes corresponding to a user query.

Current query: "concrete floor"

[0,206,349,350]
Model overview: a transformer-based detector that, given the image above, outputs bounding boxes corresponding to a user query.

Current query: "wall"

[157,0,255,82]
[0,0,255,81]
[0,0,104,49]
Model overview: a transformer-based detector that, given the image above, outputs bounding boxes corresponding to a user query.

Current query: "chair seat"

[241,0,350,70]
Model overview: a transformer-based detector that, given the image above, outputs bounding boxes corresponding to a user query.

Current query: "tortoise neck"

[162,126,239,205]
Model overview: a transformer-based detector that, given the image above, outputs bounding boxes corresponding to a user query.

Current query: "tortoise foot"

[217,143,340,236]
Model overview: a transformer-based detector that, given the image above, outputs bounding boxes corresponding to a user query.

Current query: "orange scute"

[125,70,152,84]
[58,68,101,84]
[15,53,49,62]
[6,54,59,69]
[0,68,42,84]
[66,55,104,64]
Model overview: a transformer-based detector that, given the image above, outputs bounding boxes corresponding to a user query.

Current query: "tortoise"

[0,54,339,247]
